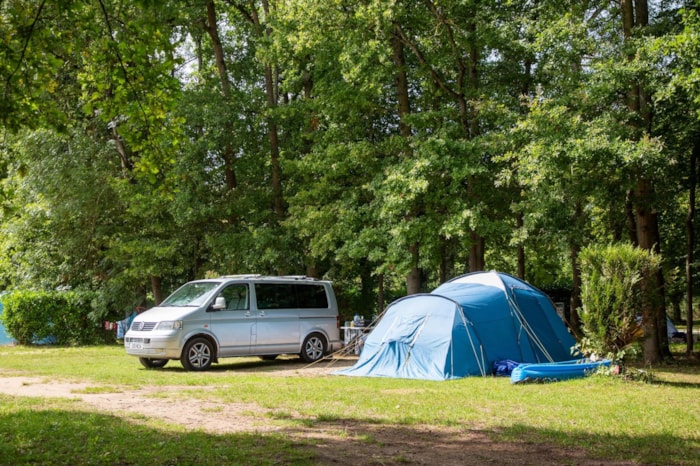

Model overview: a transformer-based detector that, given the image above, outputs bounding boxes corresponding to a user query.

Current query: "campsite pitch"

[0,361,636,466]
[0,345,698,465]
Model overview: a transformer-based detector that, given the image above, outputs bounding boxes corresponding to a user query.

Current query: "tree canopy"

[1,0,699,361]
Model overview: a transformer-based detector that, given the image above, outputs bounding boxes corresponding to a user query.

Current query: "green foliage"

[578,243,662,360]
[0,0,698,335]
[0,290,104,345]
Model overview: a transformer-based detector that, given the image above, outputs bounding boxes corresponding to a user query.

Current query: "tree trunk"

[686,133,698,355]
[393,24,411,139]
[377,273,385,315]
[305,263,318,278]
[465,26,485,270]
[467,29,480,138]
[517,212,525,279]
[236,2,284,218]
[635,0,649,34]
[406,243,422,295]
[569,244,582,337]
[469,231,485,272]
[515,54,532,280]
[205,1,231,98]
[625,190,638,245]
[439,236,456,284]
[265,63,284,218]
[359,261,374,316]
[256,1,284,218]
[636,191,669,358]
[634,180,663,363]
[150,275,163,305]
[393,23,424,293]
[203,0,237,191]
[622,0,666,363]
[671,297,682,323]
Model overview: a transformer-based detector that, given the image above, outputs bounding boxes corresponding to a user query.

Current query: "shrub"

[578,243,661,361]
[0,290,104,345]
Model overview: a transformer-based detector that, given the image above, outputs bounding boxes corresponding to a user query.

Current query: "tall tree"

[649,5,700,356]
[202,0,238,192]
[1,0,189,308]
[620,0,670,362]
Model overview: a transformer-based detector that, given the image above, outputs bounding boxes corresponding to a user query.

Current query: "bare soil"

[0,360,632,465]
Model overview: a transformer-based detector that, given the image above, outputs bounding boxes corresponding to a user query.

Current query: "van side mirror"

[211,296,226,310]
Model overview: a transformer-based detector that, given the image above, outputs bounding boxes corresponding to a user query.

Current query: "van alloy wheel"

[181,337,214,371]
[300,333,326,363]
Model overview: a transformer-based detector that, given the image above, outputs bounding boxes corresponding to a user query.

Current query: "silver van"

[124,275,342,371]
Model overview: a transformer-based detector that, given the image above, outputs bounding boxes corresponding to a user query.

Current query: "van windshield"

[161,282,220,307]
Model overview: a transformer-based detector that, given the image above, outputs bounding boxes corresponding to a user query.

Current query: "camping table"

[341,326,365,355]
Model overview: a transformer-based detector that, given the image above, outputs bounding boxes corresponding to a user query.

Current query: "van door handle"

[245,311,251,317]
[259,311,266,317]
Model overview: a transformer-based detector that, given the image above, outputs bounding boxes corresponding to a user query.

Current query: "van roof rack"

[221,274,262,279]
[276,275,318,281]
[220,274,320,281]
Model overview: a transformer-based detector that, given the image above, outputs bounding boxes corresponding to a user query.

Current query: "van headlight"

[155,320,183,330]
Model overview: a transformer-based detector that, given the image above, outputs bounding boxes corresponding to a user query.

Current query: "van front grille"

[129,322,157,331]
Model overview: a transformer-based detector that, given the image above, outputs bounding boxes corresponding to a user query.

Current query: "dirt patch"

[0,359,341,434]
[0,362,629,465]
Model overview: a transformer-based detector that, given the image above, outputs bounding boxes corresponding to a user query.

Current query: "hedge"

[0,290,105,345]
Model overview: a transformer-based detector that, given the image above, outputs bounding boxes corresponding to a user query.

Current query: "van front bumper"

[124,332,183,359]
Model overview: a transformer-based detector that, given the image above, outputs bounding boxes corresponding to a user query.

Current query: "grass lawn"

[0,343,698,465]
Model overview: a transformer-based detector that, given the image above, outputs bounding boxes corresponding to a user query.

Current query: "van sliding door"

[210,284,254,356]
[253,283,301,353]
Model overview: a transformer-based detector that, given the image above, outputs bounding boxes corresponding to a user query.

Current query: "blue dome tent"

[336,271,577,381]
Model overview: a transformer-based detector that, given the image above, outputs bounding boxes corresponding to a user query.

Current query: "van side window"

[255,283,329,309]
[218,284,249,311]
[255,284,294,309]
[295,284,329,308]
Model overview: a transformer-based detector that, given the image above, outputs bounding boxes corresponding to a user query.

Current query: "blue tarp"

[117,312,137,339]
[0,295,15,346]
[336,271,578,381]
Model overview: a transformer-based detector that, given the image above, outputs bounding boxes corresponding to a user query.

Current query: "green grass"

[0,344,699,465]
[0,394,312,465]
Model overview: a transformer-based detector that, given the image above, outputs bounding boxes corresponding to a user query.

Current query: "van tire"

[181,337,214,371]
[139,358,168,369]
[300,333,326,363]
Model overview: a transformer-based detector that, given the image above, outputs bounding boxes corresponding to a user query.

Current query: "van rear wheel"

[181,337,214,371]
[300,333,326,363]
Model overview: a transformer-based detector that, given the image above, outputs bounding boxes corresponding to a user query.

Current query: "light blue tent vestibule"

[336,271,577,381]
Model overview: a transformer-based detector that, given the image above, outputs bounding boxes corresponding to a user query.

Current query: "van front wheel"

[181,337,214,371]
[300,333,326,363]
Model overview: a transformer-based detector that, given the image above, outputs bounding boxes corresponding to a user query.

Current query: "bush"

[0,290,105,345]
[578,243,661,360]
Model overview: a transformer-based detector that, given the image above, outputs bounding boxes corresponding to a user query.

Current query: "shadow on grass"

[153,355,354,374]
[280,417,698,466]
[1,399,696,466]
[655,379,700,389]
[0,401,313,465]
